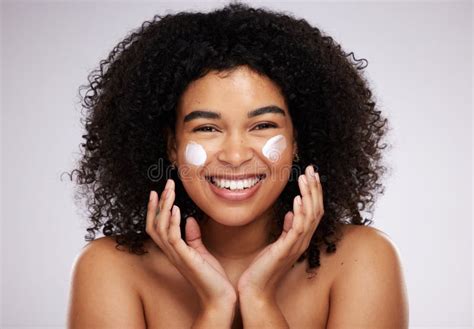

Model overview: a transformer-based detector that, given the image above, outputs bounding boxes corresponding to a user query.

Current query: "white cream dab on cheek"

[184,141,207,166]
[262,134,287,162]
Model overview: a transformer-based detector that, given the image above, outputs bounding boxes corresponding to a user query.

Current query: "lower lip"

[207,177,264,201]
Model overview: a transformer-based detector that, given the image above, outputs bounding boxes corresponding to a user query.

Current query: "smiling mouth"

[205,174,266,191]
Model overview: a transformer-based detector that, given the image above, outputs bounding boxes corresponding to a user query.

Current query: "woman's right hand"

[145,178,237,313]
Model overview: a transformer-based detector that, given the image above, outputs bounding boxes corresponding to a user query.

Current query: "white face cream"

[184,141,207,166]
[262,134,287,162]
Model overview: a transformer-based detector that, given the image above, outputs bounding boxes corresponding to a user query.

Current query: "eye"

[253,123,277,130]
[193,123,277,133]
[193,126,219,133]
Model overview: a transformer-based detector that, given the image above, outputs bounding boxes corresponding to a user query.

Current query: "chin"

[202,208,259,227]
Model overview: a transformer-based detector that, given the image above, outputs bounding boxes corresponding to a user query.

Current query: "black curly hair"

[64,1,392,275]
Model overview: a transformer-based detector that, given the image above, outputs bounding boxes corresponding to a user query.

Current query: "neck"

[201,207,278,263]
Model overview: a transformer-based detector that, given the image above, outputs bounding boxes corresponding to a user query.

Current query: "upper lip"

[206,173,266,180]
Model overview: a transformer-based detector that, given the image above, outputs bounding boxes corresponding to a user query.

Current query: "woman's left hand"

[237,165,324,302]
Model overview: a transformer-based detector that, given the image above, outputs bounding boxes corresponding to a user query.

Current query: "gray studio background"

[1,1,472,328]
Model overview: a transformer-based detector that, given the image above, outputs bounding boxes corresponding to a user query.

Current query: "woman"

[66,2,409,328]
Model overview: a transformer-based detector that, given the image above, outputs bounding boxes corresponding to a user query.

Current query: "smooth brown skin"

[67,66,409,328]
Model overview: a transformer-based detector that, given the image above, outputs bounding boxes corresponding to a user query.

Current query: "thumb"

[280,211,294,239]
[185,217,210,254]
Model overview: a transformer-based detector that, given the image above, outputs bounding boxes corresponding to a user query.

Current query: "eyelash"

[193,123,277,133]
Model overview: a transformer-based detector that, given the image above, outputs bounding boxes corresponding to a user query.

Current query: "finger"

[278,211,294,242]
[288,194,304,240]
[314,172,325,218]
[295,167,323,254]
[173,216,224,272]
[156,207,199,275]
[305,165,320,223]
[282,211,294,234]
[281,193,309,258]
[157,179,175,234]
[146,191,158,233]
[295,166,320,250]
[268,209,294,259]
[175,217,235,296]
[158,179,172,213]
[298,173,314,229]
[168,204,182,243]
[145,190,166,250]
[164,205,186,263]
[162,208,209,271]
[155,180,177,261]
[183,217,212,256]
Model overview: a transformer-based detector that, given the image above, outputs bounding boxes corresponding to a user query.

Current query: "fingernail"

[297,195,302,205]
[308,165,315,176]
[162,189,168,199]
[149,191,154,202]
[315,172,320,183]
[302,174,308,185]
[171,205,177,215]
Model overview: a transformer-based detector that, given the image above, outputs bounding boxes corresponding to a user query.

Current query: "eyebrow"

[183,105,286,123]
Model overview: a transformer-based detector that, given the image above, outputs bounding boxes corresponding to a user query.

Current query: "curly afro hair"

[64,1,392,274]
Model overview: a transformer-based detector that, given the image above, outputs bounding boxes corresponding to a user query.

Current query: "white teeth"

[210,176,262,190]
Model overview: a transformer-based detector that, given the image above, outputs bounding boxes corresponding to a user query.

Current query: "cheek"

[183,141,207,166]
[262,134,288,163]
[180,141,207,194]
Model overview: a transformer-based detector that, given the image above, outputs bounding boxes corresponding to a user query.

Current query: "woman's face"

[168,66,297,225]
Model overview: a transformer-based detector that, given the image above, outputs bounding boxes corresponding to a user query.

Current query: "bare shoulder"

[67,236,146,329]
[76,235,124,257]
[338,222,391,242]
[77,235,142,261]
[333,223,405,282]
[327,224,409,328]
[72,236,143,277]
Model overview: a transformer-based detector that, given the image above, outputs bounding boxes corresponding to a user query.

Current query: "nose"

[216,133,254,167]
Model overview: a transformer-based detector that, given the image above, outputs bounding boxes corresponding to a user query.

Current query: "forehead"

[177,66,288,117]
